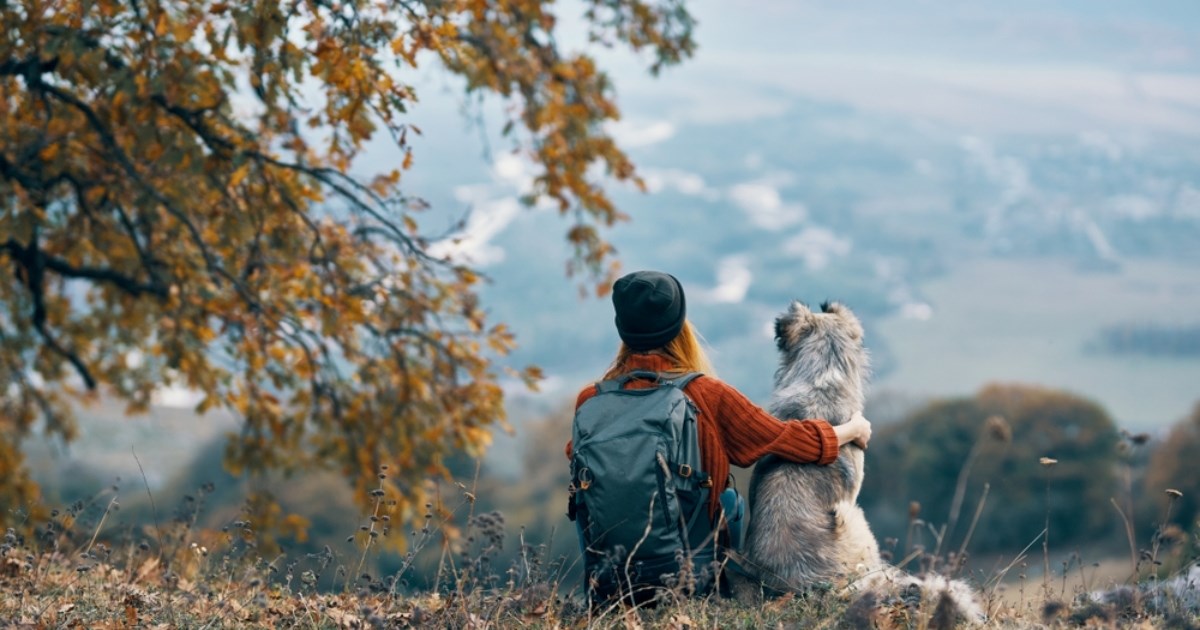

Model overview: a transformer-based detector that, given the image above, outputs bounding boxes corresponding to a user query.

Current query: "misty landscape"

[5,0,1200,627]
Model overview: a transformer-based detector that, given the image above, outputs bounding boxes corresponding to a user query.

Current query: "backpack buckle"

[578,467,592,490]
[678,464,693,478]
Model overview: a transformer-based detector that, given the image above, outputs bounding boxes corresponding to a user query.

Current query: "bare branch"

[1,235,98,390]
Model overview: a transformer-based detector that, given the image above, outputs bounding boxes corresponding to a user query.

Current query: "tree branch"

[0,56,59,79]
[42,255,168,298]
[1,235,97,390]
[28,78,227,286]
[3,239,167,299]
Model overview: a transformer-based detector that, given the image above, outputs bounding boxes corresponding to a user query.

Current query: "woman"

[566,270,872,598]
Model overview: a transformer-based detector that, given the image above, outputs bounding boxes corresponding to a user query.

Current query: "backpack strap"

[666,371,710,536]
[596,370,702,394]
[666,372,702,390]
[685,489,711,533]
[594,380,620,394]
[596,370,668,393]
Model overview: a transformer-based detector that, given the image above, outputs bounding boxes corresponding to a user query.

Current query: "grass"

[3,470,1198,630]
[4,433,1198,629]
[5,422,1200,628]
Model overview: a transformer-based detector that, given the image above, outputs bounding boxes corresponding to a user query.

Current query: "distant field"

[25,400,237,492]
[874,257,1200,431]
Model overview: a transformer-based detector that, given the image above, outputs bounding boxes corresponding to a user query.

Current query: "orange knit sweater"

[565,354,839,516]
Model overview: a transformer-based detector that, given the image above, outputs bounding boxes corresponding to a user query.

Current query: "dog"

[732,301,983,622]
[740,300,880,589]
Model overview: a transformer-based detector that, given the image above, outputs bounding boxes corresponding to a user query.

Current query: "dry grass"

[4,547,1198,629]
[2,467,1197,628]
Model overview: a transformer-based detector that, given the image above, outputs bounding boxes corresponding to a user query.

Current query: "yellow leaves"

[435,20,459,41]
[247,349,266,373]
[227,389,250,415]
[486,323,517,355]
[267,344,291,365]
[142,141,165,162]
[192,324,217,344]
[369,168,402,196]
[404,373,432,401]
[0,0,698,543]
[133,73,149,97]
[455,267,479,286]
[554,62,579,81]
[521,365,544,389]
[229,163,250,189]
[460,426,492,454]
[195,394,219,415]
[38,143,60,162]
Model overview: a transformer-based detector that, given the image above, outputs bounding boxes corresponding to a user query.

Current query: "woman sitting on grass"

[565,270,872,603]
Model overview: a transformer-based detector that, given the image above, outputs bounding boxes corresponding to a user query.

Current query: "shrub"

[860,383,1122,555]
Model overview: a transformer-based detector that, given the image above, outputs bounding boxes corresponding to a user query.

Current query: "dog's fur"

[732,301,983,622]
[742,300,879,589]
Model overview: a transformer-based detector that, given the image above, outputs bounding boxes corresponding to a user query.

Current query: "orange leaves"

[390,34,410,59]
[228,164,251,189]
[0,0,695,538]
[153,13,170,38]
[279,513,311,543]
[486,323,517,355]
[38,143,60,162]
[459,425,493,455]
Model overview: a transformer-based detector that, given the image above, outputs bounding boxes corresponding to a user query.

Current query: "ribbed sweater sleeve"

[702,377,839,467]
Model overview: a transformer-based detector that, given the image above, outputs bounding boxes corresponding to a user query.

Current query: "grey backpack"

[568,370,717,601]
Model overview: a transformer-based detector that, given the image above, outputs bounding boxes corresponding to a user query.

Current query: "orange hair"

[603,320,716,380]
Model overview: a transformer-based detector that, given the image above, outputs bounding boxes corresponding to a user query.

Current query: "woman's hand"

[834,412,873,449]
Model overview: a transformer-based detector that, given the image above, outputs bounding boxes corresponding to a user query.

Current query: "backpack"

[568,370,718,602]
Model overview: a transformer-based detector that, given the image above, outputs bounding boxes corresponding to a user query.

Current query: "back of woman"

[565,270,872,605]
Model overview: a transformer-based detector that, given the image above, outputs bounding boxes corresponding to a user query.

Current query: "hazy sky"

[588,1,1200,136]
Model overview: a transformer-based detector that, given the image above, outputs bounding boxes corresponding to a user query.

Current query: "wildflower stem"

[352,473,387,590]
[953,482,990,576]
[82,495,118,558]
[132,447,164,564]
[1044,470,1051,599]
[945,436,984,548]
[1110,497,1139,580]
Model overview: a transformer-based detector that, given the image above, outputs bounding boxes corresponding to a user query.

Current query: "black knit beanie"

[612,270,686,351]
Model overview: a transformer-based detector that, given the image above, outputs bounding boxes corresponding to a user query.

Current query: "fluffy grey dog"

[734,301,984,622]
[741,300,880,589]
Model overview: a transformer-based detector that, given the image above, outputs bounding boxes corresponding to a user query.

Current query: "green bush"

[860,383,1122,556]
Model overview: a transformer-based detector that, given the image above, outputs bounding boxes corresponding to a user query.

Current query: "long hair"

[603,320,715,380]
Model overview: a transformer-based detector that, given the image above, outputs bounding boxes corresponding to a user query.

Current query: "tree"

[0,0,694,530]
[860,384,1122,554]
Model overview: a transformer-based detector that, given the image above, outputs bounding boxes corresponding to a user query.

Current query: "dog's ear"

[773,315,789,350]
[775,301,814,350]
[823,301,864,340]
